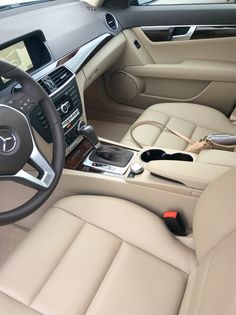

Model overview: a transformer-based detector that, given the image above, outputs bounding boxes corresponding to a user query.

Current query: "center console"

[30,66,83,155]
[53,79,82,151]
[66,122,137,176]
[65,133,236,199]
[30,65,137,170]
[65,138,136,174]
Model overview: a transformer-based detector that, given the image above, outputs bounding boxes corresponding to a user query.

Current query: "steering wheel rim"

[0,60,65,225]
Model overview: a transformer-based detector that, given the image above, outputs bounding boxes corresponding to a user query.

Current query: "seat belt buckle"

[162,211,186,236]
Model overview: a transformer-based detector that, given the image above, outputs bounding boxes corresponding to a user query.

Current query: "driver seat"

[0,168,236,314]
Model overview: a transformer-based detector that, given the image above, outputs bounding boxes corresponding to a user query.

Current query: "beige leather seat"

[122,102,236,150]
[0,167,236,314]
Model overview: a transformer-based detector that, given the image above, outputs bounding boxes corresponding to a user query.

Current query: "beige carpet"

[0,224,28,266]
[89,120,130,143]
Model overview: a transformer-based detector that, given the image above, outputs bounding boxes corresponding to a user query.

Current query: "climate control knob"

[60,102,69,114]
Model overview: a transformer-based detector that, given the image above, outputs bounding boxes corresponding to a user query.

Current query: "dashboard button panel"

[30,77,82,147]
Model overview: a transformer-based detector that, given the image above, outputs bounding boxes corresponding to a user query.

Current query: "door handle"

[172,26,196,41]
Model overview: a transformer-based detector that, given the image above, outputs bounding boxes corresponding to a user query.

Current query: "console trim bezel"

[83,149,137,176]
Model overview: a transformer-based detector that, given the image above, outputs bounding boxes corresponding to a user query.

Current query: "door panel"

[132,27,236,64]
[113,4,236,29]
[192,26,236,40]
[105,25,236,116]
[141,26,236,42]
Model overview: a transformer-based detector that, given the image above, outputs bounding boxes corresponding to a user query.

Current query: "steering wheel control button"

[6,98,15,106]
[7,95,37,115]
[14,97,36,114]
[0,129,16,153]
[130,162,144,175]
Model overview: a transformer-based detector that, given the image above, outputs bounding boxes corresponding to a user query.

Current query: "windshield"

[135,0,236,4]
[0,0,51,9]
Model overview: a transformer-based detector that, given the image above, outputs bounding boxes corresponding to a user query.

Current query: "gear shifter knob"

[77,121,102,150]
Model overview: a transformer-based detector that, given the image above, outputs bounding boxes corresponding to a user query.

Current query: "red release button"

[163,211,177,219]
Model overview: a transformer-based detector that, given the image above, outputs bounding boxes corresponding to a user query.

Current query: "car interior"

[0,0,236,313]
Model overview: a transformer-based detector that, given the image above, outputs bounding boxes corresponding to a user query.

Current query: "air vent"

[48,66,73,89]
[38,77,57,95]
[105,13,118,31]
[38,66,73,95]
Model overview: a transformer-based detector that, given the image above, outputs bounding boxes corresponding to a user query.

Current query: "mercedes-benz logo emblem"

[0,129,17,153]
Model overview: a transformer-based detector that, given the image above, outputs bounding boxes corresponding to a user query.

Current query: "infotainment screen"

[0,41,33,76]
[0,32,51,90]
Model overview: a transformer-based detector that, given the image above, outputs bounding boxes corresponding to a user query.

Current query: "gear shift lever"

[77,121,102,150]
[77,121,134,168]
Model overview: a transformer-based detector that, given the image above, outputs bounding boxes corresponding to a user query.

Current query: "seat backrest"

[180,167,236,315]
[194,166,236,260]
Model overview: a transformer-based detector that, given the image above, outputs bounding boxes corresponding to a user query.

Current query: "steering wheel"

[0,60,65,225]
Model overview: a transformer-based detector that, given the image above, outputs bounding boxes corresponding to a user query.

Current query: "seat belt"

[130,120,194,149]
[130,120,236,154]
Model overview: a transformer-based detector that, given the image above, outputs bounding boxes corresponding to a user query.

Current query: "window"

[133,0,236,5]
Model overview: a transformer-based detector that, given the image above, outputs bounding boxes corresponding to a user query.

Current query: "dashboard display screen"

[0,41,33,81]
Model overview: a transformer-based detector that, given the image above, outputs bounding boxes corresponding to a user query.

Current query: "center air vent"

[38,77,56,95]
[48,66,73,89]
[105,13,118,31]
[38,66,74,95]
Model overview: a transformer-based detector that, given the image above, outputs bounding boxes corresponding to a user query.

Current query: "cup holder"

[141,149,193,163]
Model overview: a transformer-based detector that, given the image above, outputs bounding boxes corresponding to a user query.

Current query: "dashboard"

[0,0,119,61]
[0,0,122,156]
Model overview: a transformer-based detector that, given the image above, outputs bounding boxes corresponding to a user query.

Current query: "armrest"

[125,60,236,82]
[146,161,229,190]
[197,150,236,167]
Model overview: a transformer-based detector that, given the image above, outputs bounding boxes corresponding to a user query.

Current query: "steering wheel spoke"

[16,145,55,190]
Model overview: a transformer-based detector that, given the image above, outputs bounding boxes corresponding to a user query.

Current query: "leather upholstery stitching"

[85,241,187,315]
[165,118,196,149]
[53,207,189,274]
[142,112,201,149]
[194,252,214,315]
[84,241,124,314]
[53,207,123,242]
[0,291,42,314]
[29,222,86,307]
[185,126,198,150]
[152,116,171,146]
[155,109,225,132]
[199,228,236,261]
[176,274,189,315]
[189,126,198,141]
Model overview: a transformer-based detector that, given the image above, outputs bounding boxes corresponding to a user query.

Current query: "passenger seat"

[121,103,236,150]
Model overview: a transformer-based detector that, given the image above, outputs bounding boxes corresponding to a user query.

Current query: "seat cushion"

[0,196,195,315]
[121,103,236,150]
